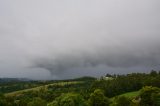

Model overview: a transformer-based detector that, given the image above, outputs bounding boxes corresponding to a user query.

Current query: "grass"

[118,91,139,98]
[110,91,140,101]
[5,81,83,97]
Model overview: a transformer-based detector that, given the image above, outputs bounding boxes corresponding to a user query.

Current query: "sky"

[0,0,160,80]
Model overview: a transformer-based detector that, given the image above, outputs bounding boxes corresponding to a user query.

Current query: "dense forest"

[0,70,160,106]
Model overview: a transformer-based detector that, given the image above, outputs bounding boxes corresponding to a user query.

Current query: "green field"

[5,81,83,97]
[110,91,140,101]
[118,91,140,98]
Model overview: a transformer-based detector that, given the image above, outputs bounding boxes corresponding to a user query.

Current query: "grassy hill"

[5,81,83,97]
[4,76,96,97]
[110,90,140,101]
[117,91,140,98]
[1,72,160,106]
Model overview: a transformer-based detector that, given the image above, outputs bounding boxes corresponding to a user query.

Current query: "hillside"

[110,91,140,101]
[0,71,160,106]
[5,81,83,97]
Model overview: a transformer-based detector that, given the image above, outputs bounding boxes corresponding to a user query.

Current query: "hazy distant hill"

[0,78,30,83]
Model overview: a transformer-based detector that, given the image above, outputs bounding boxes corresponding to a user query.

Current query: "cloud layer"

[0,0,160,79]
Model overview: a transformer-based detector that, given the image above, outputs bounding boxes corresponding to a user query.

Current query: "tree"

[111,96,131,106]
[27,97,47,106]
[139,86,160,106]
[0,93,7,106]
[88,89,110,106]
[106,74,112,77]
[48,93,86,106]
[151,92,160,106]
[150,70,158,77]
[15,97,31,106]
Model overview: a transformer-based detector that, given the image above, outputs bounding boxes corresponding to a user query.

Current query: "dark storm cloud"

[32,44,160,75]
[0,0,160,79]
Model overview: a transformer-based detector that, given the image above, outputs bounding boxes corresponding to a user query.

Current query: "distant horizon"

[0,69,159,80]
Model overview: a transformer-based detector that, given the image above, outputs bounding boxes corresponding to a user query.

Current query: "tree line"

[0,70,160,106]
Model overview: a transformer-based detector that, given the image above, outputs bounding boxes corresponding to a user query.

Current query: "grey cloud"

[32,44,160,76]
[0,0,160,79]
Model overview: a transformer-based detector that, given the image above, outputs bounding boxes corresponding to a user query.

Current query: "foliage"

[48,93,86,106]
[139,86,160,106]
[111,96,131,106]
[91,72,160,97]
[0,93,7,106]
[0,80,53,94]
[1,70,160,106]
[150,70,158,77]
[151,92,160,106]
[27,97,47,106]
[88,89,110,106]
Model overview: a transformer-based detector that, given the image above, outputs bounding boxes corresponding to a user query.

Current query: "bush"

[0,93,7,106]
[88,89,110,106]
[27,97,47,106]
[111,96,131,106]
[48,93,86,106]
[139,86,160,106]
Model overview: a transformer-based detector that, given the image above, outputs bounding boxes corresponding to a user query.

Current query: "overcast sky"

[0,0,160,80]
